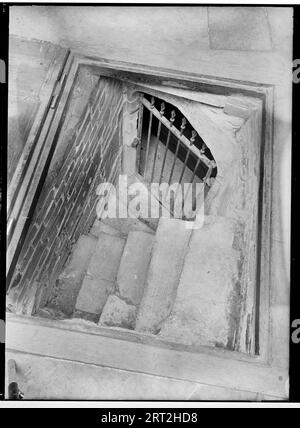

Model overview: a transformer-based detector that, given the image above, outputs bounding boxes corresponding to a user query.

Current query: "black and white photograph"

[0,1,298,408]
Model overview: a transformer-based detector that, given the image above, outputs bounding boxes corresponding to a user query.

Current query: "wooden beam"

[7,53,75,278]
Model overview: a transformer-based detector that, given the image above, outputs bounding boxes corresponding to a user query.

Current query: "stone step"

[98,294,137,329]
[74,232,126,321]
[117,230,154,306]
[138,217,159,232]
[135,218,192,334]
[90,218,123,238]
[48,234,98,316]
[158,216,243,349]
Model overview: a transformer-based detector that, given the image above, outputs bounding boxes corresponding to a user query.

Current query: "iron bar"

[144,96,155,176]
[168,138,181,185]
[137,94,144,174]
[191,157,201,183]
[177,119,190,184]
[159,109,175,184]
[159,128,172,185]
[168,116,189,185]
[178,150,191,185]
[183,157,202,208]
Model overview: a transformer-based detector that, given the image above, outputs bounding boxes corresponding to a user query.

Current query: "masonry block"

[99,294,137,329]
[135,218,192,334]
[117,231,154,305]
[158,216,243,349]
[75,276,115,317]
[101,217,154,236]
[90,219,122,238]
[50,235,98,316]
[122,145,137,175]
[87,232,125,281]
[74,232,125,317]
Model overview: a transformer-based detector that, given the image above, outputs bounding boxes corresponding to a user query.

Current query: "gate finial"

[200,142,207,154]
[190,130,197,145]
[180,117,186,135]
[170,110,176,126]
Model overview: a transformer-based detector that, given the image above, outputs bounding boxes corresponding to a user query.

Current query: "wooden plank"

[7,47,69,214]
[6,313,288,398]
[8,52,73,224]
[128,81,227,108]
[7,54,76,278]
[7,38,69,185]
[259,86,275,365]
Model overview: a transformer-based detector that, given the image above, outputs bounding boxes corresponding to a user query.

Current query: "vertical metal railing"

[136,93,144,169]
[159,110,175,184]
[150,102,165,182]
[138,95,217,215]
[144,96,155,176]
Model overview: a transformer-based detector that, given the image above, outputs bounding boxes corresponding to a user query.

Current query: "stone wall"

[7,73,124,315]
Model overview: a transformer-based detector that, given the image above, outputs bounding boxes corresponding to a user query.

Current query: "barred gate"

[137,94,217,185]
[136,94,217,215]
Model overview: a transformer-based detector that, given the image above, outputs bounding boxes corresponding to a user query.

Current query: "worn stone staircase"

[37,172,241,350]
[41,214,191,336]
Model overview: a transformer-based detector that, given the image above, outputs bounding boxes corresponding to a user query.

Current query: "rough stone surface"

[50,235,97,316]
[75,232,125,317]
[135,218,192,334]
[6,351,266,400]
[10,7,210,59]
[99,294,137,329]
[87,232,125,282]
[159,216,243,349]
[35,306,66,320]
[73,308,100,323]
[117,231,154,305]
[90,219,122,238]
[122,145,137,175]
[208,7,272,51]
[101,217,154,236]
[75,276,115,316]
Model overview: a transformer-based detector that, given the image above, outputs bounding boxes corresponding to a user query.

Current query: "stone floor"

[10,6,292,62]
